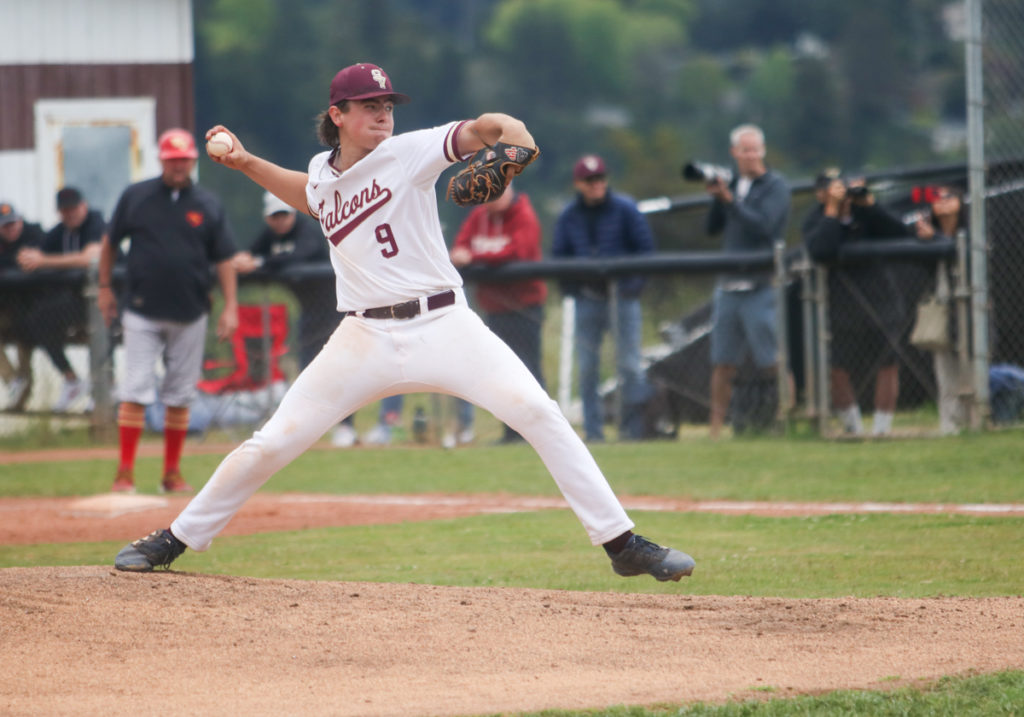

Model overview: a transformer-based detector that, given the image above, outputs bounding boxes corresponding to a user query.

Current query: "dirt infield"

[2,488,1023,716]
[2,566,1022,716]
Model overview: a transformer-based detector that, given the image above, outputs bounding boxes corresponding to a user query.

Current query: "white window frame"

[34,97,158,227]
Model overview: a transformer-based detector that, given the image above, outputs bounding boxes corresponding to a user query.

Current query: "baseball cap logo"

[371,68,387,89]
[573,154,607,180]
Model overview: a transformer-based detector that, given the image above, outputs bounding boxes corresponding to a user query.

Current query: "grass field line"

[275,492,1024,517]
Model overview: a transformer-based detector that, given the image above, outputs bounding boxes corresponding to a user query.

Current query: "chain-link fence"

[0,271,94,415]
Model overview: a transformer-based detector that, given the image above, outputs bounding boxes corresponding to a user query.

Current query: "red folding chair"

[198,304,288,394]
[196,304,289,434]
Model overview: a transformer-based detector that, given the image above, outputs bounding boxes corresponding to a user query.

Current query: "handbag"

[910,294,951,351]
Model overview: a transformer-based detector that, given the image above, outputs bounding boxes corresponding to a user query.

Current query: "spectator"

[803,169,913,436]
[988,364,1024,425]
[15,187,105,410]
[914,184,968,434]
[97,128,239,493]
[0,201,44,410]
[233,192,400,447]
[704,124,791,439]
[233,191,337,367]
[450,183,547,445]
[552,155,655,442]
[348,395,405,447]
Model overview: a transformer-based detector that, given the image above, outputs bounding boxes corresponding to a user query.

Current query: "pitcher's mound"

[65,493,169,518]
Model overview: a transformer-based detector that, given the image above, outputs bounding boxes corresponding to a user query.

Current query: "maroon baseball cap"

[329,63,411,106]
[573,154,607,180]
[158,128,199,160]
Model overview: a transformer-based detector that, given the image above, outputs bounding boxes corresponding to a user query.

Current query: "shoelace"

[626,536,667,563]
[133,530,184,567]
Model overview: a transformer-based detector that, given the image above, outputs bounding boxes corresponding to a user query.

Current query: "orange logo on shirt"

[185,211,204,227]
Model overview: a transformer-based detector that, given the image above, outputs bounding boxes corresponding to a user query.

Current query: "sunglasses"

[911,186,955,203]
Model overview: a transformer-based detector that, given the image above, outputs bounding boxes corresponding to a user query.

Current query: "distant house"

[0,0,195,227]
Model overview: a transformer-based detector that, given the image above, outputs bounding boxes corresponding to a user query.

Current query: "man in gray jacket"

[704,124,791,438]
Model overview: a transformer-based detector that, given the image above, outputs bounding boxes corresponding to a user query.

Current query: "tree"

[785,56,845,170]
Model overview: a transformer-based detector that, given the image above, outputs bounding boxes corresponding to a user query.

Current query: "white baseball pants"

[171,294,634,550]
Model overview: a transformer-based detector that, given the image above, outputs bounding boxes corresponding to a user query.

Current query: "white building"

[0,0,195,227]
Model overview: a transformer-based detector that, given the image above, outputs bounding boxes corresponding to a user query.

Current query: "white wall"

[0,151,39,225]
[0,0,193,65]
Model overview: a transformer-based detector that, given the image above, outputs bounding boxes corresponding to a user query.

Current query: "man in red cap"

[96,128,239,494]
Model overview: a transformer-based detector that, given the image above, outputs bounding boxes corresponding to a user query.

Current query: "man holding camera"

[802,169,913,436]
[703,124,791,438]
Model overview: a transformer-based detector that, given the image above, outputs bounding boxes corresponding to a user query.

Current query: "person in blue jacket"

[552,155,655,442]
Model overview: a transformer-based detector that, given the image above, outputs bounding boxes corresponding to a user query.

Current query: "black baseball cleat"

[606,534,695,582]
[114,529,186,572]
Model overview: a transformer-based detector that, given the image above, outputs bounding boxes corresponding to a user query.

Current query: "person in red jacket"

[450,183,547,444]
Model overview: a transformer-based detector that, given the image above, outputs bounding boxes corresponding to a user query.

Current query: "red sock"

[163,406,190,475]
[117,403,146,472]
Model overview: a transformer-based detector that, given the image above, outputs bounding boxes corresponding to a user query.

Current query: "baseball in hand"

[206,131,233,157]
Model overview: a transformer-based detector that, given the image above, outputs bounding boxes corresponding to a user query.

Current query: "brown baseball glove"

[446,142,540,207]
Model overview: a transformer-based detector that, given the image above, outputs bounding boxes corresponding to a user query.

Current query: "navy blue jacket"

[42,209,106,254]
[552,189,655,298]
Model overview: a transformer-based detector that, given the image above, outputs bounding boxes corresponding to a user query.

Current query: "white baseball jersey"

[305,121,468,311]
[170,119,635,555]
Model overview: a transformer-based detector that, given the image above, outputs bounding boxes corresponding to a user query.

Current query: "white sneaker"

[441,433,456,450]
[456,428,476,445]
[838,405,864,435]
[54,378,86,412]
[331,423,358,448]
[871,411,894,437]
[6,377,29,408]
[364,422,392,445]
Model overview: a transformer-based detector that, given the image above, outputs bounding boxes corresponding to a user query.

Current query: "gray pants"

[119,310,207,407]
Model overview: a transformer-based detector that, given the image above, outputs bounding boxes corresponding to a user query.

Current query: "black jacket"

[802,202,912,332]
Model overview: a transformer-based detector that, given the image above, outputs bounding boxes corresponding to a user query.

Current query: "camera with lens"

[682,161,733,184]
[815,167,870,199]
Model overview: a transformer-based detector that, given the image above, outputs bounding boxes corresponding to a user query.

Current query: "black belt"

[356,290,456,320]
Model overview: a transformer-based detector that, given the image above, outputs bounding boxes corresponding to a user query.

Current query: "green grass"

[3,428,1023,503]
[511,670,1024,716]
[3,428,1023,716]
